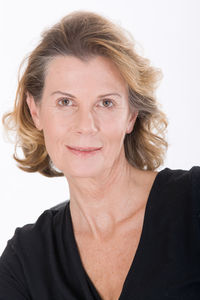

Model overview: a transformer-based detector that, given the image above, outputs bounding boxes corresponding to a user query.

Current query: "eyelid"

[57,97,115,108]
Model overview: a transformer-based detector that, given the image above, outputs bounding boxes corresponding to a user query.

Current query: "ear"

[126,110,138,134]
[26,93,43,130]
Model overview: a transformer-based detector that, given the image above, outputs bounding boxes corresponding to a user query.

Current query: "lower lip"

[66,146,101,157]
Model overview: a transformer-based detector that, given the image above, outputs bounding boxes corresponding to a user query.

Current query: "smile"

[66,146,102,157]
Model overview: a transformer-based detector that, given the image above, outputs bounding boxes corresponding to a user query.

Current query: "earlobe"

[26,93,42,130]
[126,110,138,134]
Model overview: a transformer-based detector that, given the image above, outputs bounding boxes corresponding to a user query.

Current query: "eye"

[57,98,73,106]
[100,99,114,108]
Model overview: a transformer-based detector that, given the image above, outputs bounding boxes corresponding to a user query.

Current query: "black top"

[1,166,200,300]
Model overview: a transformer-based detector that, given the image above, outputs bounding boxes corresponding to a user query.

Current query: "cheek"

[43,120,62,142]
[41,113,68,162]
[41,109,70,138]
[100,114,128,146]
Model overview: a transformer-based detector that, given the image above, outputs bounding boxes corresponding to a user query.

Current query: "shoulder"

[0,201,69,298]
[155,166,200,214]
[5,200,69,255]
[189,166,200,194]
[158,165,200,188]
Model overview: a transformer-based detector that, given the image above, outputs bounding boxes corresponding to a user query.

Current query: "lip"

[67,146,102,151]
[66,145,102,157]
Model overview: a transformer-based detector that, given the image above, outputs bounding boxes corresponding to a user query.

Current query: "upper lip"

[67,146,102,151]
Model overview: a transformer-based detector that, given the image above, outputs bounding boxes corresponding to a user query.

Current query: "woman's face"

[27,55,138,179]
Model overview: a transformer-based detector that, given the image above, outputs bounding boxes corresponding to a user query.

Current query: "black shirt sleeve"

[191,166,200,210]
[0,240,30,300]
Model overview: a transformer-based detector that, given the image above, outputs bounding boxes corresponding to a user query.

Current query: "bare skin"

[70,168,157,300]
[26,54,158,300]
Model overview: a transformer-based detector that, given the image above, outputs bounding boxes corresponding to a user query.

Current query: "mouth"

[66,145,102,157]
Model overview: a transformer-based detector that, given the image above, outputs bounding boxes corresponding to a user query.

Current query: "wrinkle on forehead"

[43,55,129,98]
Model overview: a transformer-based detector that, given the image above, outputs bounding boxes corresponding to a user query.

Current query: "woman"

[1,10,200,300]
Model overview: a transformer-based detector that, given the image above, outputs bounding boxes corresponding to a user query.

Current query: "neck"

[66,156,157,240]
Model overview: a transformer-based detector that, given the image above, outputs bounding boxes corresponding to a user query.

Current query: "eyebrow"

[50,90,122,98]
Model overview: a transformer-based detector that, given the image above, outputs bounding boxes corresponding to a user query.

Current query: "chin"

[63,165,103,179]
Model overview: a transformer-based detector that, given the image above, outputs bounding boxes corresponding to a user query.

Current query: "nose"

[75,109,98,135]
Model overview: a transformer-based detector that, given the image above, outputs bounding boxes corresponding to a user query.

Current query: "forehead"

[44,55,128,94]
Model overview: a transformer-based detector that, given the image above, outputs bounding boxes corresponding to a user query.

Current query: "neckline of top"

[64,167,169,300]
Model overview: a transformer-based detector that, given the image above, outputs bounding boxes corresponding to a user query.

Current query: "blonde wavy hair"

[2,10,168,177]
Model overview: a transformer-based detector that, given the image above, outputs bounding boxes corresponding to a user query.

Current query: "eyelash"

[57,98,114,109]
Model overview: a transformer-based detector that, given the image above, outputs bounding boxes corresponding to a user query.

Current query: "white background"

[0,0,199,254]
